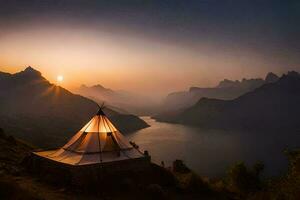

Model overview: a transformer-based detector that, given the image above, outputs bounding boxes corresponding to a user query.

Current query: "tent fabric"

[34,148,144,165]
[34,109,145,165]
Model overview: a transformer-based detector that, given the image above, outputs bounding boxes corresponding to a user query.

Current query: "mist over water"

[127,117,300,178]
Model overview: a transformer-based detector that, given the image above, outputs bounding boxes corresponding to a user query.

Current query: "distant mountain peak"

[17,66,42,77]
[81,84,114,93]
[286,71,300,78]
[217,79,240,88]
[25,66,34,71]
[79,84,88,89]
[92,84,106,90]
[24,66,40,73]
[265,72,279,83]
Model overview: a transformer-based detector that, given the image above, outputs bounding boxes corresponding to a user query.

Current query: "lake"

[127,116,300,178]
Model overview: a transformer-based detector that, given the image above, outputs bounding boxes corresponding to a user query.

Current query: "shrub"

[173,160,190,173]
[267,149,300,200]
[226,161,264,197]
[185,173,211,193]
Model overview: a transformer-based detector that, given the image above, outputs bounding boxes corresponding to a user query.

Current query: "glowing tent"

[33,108,148,166]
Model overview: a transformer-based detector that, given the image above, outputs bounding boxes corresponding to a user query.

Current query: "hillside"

[0,128,232,200]
[1,128,299,199]
[156,71,300,131]
[0,128,32,175]
[0,67,149,148]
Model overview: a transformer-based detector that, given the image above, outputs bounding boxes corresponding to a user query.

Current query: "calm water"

[127,117,300,178]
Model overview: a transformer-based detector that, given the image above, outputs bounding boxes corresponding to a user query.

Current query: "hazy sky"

[0,0,299,98]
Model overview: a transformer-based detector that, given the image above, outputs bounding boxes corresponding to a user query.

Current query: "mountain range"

[160,72,279,113]
[155,71,300,131]
[76,84,159,115]
[0,67,149,148]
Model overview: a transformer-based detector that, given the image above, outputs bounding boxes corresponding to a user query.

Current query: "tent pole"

[97,114,103,184]
[97,115,103,163]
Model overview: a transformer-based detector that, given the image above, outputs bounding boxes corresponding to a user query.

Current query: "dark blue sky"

[0,0,299,95]
[1,0,299,49]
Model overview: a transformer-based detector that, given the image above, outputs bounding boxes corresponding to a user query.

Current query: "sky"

[0,0,299,98]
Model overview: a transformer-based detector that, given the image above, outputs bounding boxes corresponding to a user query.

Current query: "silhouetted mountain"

[0,67,149,148]
[76,84,159,115]
[0,72,11,80]
[216,78,265,89]
[79,84,114,96]
[156,72,300,131]
[158,72,280,114]
[265,72,279,83]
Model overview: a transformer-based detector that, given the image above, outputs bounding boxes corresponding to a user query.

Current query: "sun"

[57,75,64,83]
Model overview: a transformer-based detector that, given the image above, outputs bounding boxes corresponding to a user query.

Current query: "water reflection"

[127,117,300,177]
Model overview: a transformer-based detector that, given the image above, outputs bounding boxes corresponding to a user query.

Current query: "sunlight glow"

[57,75,64,83]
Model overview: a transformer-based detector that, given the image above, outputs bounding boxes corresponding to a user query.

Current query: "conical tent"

[34,109,146,166]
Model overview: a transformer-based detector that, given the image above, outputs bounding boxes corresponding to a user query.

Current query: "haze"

[0,0,299,99]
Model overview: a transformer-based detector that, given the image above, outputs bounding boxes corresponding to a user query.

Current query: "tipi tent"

[33,108,149,166]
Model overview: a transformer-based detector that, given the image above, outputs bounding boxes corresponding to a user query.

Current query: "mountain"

[156,71,300,131]
[265,72,279,83]
[159,72,279,113]
[0,67,149,148]
[76,84,159,115]
[79,84,115,100]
